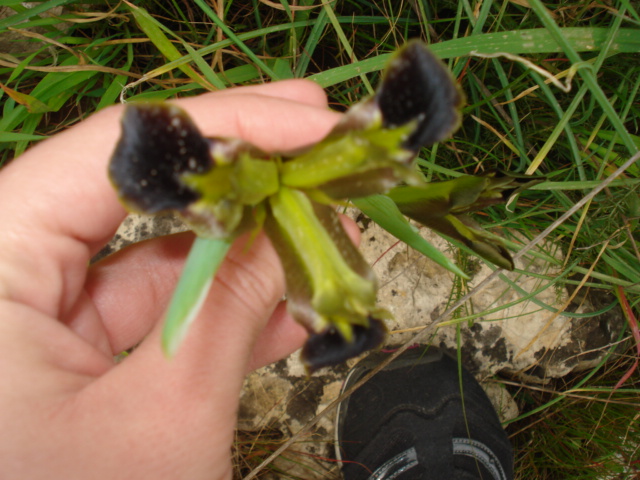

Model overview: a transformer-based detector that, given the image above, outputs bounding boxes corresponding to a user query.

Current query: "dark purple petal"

[109,103,213,213]
[301,317,387,373]
[376,41,464,151]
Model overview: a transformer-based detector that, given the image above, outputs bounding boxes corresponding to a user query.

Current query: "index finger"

[0,80,339,319]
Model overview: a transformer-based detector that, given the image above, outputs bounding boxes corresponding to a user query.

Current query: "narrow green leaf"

[308,27,640,88]
[162,236,232,356]
[127,2,213,90]
[602,251,640,283]
[130,20,314,84]
[528,179,640,190]
[12,110,42,157]
[224,64,260,84]
[96,74,128,111]
[353,195,469,279]
[594,129,640,149]
[321,0,374,94]
[182,41,226,90]
[527,0,639,155]
[192,0,280,80]
[0,132,47,142]
[270,57,294,80]
[294,3,327,77]
[0,0,70,30]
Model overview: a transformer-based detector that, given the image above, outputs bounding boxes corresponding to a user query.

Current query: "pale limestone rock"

[93,212,187,262]
[103,209,622,478]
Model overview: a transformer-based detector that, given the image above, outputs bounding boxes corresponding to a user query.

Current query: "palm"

[0,80,337,479]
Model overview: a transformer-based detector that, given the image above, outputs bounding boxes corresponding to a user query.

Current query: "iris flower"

[109,41,540,372]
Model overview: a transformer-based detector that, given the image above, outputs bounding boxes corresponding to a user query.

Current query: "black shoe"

[335,347,513,480]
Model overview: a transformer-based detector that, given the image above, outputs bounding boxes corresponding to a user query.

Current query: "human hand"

[0,80,346,479]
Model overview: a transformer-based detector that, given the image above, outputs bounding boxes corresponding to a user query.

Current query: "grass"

[506,341,640,479]
[1,1,639,478]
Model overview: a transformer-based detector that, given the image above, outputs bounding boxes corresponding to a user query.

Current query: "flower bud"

[387,172,544,270]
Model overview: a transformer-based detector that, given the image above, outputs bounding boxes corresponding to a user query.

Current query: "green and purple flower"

[109,41,540,372]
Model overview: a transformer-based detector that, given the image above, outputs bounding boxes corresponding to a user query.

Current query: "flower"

[109,41,538,371]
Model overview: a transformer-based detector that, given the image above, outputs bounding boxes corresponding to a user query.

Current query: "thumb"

[73,232,287,478]
[119,229,286,401]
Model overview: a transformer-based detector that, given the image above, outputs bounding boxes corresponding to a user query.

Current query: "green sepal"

[386,172,544,270]
[280,122,418,198]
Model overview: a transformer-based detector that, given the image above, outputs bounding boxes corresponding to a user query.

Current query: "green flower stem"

[162,236,232,356]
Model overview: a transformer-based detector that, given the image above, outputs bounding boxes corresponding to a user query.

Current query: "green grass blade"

[96,44,134,111]
[0,0,70,30]
[321,1,374,95]
[527,0,639,155]
[490,59,528,170]
[192,0,280,80]
[295,7,328,78]
[602,251,640,283]
[526,83,589,175]
[528,70,586,181]
[127,3,214,91]
[469,0,493,34]
[0,132,47,142]
[96,74,129,110]
[133,20,316,85]
[529,179,640,190]
[162,236,232,356]
[308,27,640,87]
[354,195,469,279]
[182,42,226,90]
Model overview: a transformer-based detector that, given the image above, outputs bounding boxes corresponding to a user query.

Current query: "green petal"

[280,122,416,195]
[183,153,279,238]
[281,42,464,199]
[265,187,387,371]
